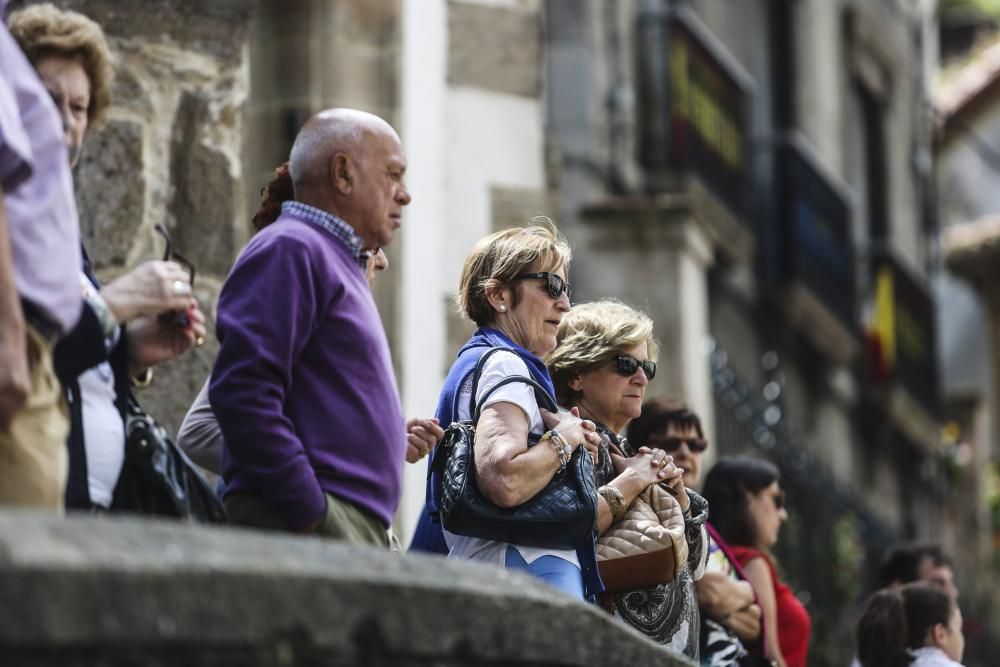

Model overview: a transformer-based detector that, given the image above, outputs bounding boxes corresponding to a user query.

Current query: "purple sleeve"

[0,67,34,191]
[209,234,327,531]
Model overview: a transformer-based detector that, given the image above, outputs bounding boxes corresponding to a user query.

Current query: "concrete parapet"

[0,511,693,666]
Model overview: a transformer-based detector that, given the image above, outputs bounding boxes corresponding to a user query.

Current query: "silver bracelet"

[543,430,572,471]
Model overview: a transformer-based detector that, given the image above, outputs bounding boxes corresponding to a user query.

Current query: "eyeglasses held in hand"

[511,271,571,300]
[613,354,656,380]
[154,224,195,328]
[155,223,196,288]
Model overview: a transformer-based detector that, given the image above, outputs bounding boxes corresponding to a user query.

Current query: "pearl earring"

[498,305,506,312]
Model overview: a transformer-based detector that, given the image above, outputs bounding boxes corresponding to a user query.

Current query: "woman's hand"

[726,602,762,642]
[540,406,602,463]
[611,447,682,490]
[101,260,194,323]
[128,298,206,372]
[637,445,689,511]
[406,417,444,463]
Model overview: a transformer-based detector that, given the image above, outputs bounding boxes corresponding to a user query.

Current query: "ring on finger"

[171,280,191,297]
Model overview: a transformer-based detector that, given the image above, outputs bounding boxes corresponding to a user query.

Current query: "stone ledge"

[0,511,693,666]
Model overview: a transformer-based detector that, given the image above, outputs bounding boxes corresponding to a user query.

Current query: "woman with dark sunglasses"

[546,300,710,660]
[628,399,767,667]
[702,456,811,667]
[410,221,603,600]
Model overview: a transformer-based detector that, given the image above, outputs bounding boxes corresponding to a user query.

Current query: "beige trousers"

[0,325,69,510]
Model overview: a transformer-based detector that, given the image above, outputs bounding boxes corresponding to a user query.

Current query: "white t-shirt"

[75,272,125,507]
[444,350,579,569]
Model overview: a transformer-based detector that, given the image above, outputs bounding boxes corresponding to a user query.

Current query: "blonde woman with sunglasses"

[546,300,710,660]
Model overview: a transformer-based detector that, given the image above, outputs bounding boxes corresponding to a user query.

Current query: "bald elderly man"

[209,109,411,545]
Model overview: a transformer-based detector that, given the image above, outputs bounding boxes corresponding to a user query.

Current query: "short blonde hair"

[547,300,659,407]
[9,3,113,128]
[457,219,572,326]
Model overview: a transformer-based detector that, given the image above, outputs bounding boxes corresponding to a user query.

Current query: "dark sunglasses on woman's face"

[512,271,571,300]
[614,354,656,380]
[655,436,709,454]
[770,490,786,511]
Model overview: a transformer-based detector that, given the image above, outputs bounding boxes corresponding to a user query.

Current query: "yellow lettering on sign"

[671,39,689,116]
[874,267,896,368]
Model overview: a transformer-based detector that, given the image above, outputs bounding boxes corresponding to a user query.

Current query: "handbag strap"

[468,347,557,424]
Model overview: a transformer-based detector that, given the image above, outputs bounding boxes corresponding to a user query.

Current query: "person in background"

[856,582,965,667]
[546,301,708,658]
[9,3,206,511]
[878,544,959,601]
[702,456,810,667]
[210,109,412,547]
[627,400,764,666]
[0,0,83,509]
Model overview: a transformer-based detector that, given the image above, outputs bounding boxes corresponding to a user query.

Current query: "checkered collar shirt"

[281,201,370,269]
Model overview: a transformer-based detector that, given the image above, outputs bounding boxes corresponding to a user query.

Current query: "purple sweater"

[210,213,405,530]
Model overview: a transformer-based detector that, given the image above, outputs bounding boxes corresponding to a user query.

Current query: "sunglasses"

[614,354,656,380]
[512,271,571,300]
[652,435,709,453]
[770,490,786,511]
[155,224,196,287]
[155,224,196,327]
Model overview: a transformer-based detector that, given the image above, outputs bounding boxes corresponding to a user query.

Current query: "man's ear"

[330,152,352,195]
[567,374,583,392]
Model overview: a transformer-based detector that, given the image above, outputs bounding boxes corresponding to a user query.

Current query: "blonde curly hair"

[546,300,659,407]
[8,3,113,128]
[457,218,572,327]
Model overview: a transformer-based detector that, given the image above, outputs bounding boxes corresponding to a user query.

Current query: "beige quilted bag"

[596,483,688,592]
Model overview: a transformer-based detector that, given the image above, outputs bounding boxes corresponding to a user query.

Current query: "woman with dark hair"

[702,456,810,667]
[629,399,765,666]
[856,582,965,667]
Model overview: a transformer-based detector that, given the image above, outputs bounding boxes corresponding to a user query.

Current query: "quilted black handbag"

[111,397,227,523]
[430,348,597,550]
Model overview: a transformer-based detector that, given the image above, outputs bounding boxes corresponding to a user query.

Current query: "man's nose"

[397,186,412,206]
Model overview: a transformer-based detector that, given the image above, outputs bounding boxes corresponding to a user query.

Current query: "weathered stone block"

[44,0,252,61]
[110,62,151,115]
[447,1,541,97]
[0,512,695,666]
[74,118,146,270]
[168,91,239,277]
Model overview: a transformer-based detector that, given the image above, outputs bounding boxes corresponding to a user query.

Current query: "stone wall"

[0,511,694,666]
[9,0,255,433]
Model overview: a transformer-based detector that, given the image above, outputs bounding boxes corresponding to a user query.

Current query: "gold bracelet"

[131,367,154,388]
[598,484,627,522]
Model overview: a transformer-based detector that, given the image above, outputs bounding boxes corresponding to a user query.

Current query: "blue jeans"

[504,546,584,599]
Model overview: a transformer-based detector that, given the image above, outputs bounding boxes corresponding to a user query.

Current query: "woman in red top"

[702,456,811,667]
